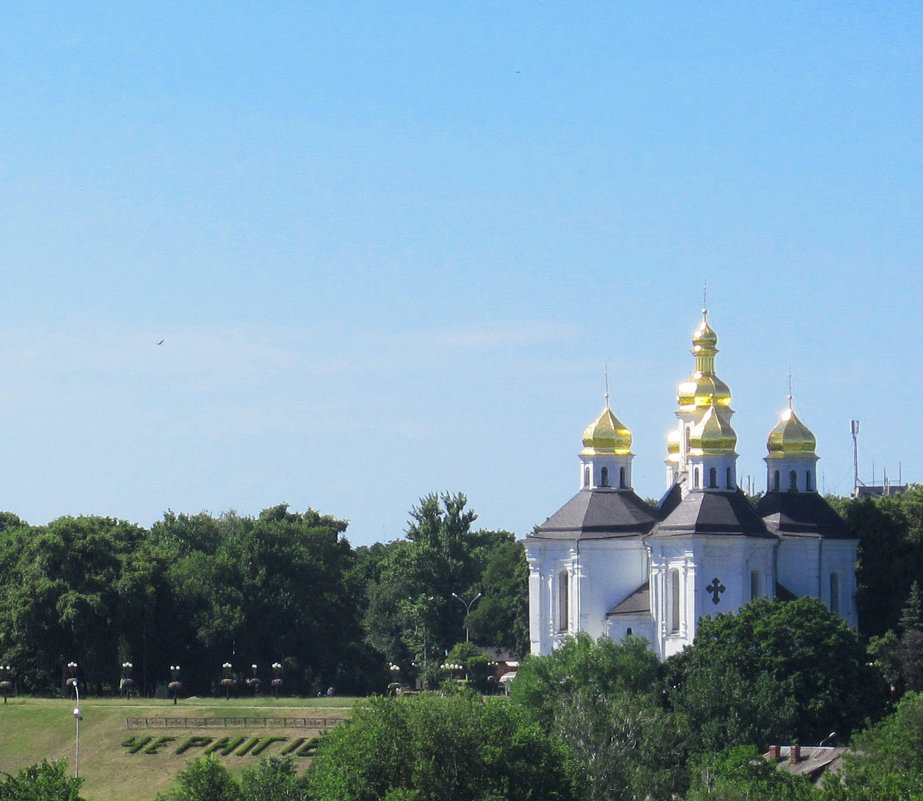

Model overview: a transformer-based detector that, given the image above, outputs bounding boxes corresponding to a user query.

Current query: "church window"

[709,467,717,488]
[626,627,632,636]
[558,571,569,632]
[619,466,626,488]
[774,470,780,491]
[600,467,609,487]
[726,467,733,488]
[669,569,681,633]
[789,470,798,491]
[806,470,813,491]
[830,573,840,615]
[584,466,590,488]
[694,468,700,488]
[750,569,760,600]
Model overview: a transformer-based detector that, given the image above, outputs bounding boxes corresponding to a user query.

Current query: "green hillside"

[0,696,353,801]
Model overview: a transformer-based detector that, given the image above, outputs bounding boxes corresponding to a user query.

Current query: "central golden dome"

[677,312,732,409]
[581,403,632,456]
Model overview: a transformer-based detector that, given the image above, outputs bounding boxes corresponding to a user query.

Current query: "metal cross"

[706,577,726,605]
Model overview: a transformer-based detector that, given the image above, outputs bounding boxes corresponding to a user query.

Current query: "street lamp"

[72,680,82,779]
[0,666,12,703]
[452,592,482,641]
[168,666,182,705]
[271,663,283,698]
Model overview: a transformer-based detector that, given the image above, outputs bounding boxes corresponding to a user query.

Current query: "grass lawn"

[0,695,355,801]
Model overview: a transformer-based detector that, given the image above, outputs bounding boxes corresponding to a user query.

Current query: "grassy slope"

[0,696,354,801]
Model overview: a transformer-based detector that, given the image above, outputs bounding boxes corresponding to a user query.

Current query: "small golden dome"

[689,401,737,454]
[581,403,632,456]
[667,428,680,454]
[692,315,718,349]
[767,402,816,456]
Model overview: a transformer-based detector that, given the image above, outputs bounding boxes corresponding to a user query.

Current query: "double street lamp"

[451,592,482,641]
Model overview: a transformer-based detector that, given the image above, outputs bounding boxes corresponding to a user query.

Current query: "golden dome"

[767,401,816,456]
[689,401,737,454]
[677,311,732,409]
[692,316,718,349]
[581,402,632,456]
[667,428,680,454]
[677,374,732,408]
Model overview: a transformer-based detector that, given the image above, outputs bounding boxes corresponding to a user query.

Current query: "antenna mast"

[850,419,860,496]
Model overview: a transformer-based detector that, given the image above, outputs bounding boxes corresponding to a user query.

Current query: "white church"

[523,310,858,659]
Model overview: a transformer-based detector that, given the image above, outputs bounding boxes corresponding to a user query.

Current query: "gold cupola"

[677,310,732,410]
[767,398,816,457]
[689,399,738,455]
[581,397,632,456]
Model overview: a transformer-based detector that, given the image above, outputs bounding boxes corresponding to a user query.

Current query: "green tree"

[0,759,84,801]
[307,693,576,801]
[510,633,660,728]
[239,755,309,801]
[0,516,147,692]
[160,505,373,696]
[686,746,820,801]
[665,597,886,746]
[824,691,923,801]
[666,658,797,757]
[829,487,923,637]
[466,538,529,657]
[363,493,523,685]
[156,755,240,801]
[510,634,683,801]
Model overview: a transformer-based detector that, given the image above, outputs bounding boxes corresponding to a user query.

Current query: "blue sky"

[0,2,919,545]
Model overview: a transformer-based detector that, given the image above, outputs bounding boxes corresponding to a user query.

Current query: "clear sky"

[1,2,920,546]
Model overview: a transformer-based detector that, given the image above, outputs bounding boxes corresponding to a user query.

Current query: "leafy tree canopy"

[307,693,575,801]
[0,759,84,801]
[664,597,887,746]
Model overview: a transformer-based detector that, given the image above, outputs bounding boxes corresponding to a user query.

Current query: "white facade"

[523,312,859,658]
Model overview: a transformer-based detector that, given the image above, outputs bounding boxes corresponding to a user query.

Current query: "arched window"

[806,470,813,491]
[558,571,569,632]
[694,468,700,488]
[774,470,780,491]
[619,466,626,488]
[626,627,633,636]
[789,470,798,491]
[751,569,760,600]
[829,573,840,615]
[709,467,717,488]
[600,466,609,487]
[726,467,733,489]
[669,569,681,633]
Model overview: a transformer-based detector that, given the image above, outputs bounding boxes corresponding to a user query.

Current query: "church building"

[523,310,858,659]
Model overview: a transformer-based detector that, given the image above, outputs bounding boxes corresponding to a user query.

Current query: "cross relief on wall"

[706,577,726,605]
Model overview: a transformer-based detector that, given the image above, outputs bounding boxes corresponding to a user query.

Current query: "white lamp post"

[451,592,482,641]
[72,681,82,779]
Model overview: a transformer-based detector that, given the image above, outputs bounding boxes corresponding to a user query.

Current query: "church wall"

[574,539,648,639]
[820,540,859,628]
[605,614,655,644]
[524,539,577,655]
[649,536,776,658]
[776,538,821,599]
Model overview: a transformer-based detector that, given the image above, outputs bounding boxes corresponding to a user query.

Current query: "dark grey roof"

[651,488,775,538]
[776,582,798,601]
[530,488,657,540]
[607,582,651,615]
[757,492,853,539]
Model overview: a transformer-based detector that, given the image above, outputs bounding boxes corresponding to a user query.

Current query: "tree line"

[0,493,526,697]
[1,486,922,699]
